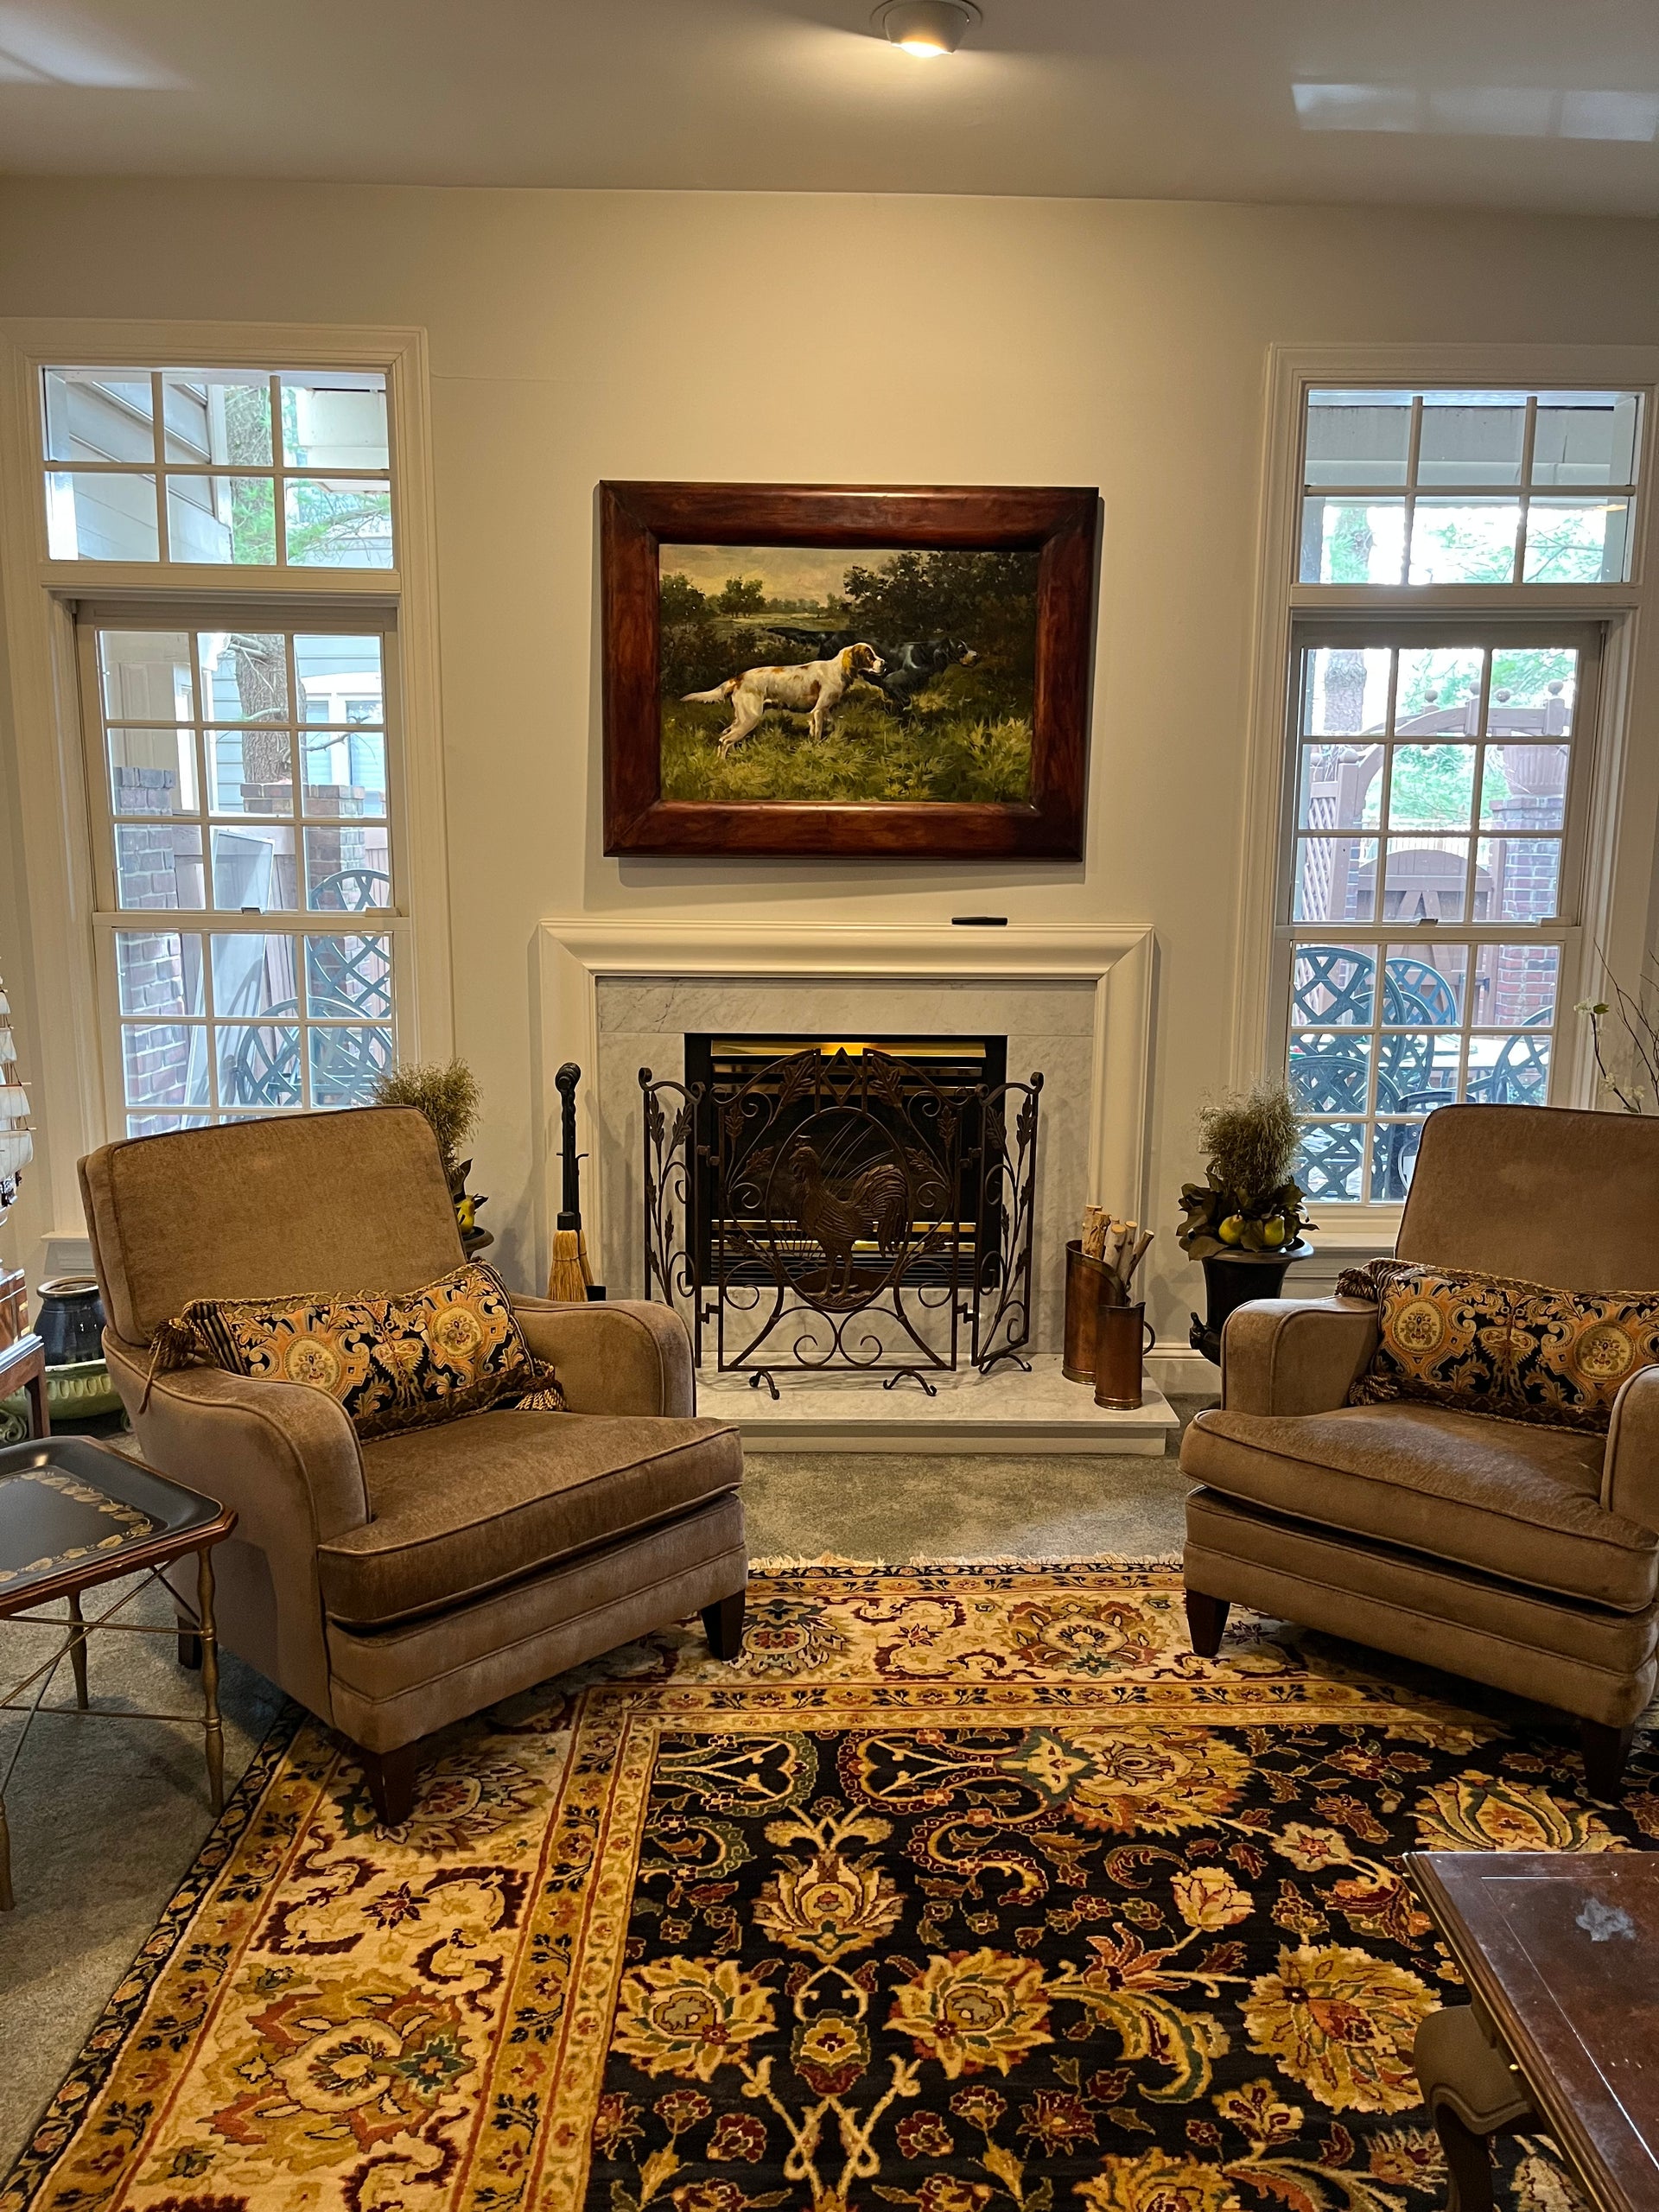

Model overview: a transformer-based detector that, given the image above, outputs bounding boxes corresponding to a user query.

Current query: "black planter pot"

[1189,1243,1313,1366]
[35,1276,106,1365]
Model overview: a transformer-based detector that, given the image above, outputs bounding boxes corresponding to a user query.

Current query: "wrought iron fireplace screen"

[642,1039,1041,1395]
[683,1033,1009,1284]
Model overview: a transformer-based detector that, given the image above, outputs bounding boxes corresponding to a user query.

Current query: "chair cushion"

[1184,1399,1657,1611]
[1337,1258,1659,1433]
[317,1408,741,1624]
[1394,1103,1659,1294]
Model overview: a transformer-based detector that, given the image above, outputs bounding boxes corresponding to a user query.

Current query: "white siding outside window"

[41,367,392,568]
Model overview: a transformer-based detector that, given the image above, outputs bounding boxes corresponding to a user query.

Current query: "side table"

[1407,1849,1659,2212]
[0,1433,235,1910]
[0,1331,48,1440]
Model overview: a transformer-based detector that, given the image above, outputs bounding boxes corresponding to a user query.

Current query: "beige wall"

[3,181,1659,1342]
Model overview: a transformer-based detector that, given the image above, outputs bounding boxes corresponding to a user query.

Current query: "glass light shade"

[874,1,979,55]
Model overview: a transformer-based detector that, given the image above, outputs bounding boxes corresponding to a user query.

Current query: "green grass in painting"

[661,683,1033,805]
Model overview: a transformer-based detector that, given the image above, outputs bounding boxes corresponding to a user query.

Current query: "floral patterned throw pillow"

[378,1264,567,1433]
[183,1291,404,1434]
[1337,1258,1659,1432]
[151,1262,564,1440]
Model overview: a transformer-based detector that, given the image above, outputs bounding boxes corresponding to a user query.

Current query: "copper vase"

[1063,1238,1124,1383]
[1093,1293,1154,1410]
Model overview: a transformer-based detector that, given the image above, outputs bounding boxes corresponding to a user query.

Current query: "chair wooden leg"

[702,1590,747,1662]
[1430,2102,1497,2212]
[360,1741,423,1826]
[1185,1588,1230,1657]
[1579,1719,1634,1799]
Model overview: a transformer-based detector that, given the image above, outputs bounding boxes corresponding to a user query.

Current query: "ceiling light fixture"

[872,0,981,59]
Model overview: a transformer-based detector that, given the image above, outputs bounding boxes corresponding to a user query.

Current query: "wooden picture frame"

[601,481,1099,858]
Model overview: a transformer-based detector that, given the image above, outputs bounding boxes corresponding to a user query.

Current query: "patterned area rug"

[4,1561,1656,2212]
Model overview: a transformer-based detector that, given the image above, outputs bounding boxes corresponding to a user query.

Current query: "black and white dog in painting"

[760,626,978,715]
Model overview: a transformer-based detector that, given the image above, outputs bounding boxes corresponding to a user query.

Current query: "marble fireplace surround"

[536,921,1154,1360]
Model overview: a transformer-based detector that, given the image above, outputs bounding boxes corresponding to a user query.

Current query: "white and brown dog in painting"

[683,641,884,755]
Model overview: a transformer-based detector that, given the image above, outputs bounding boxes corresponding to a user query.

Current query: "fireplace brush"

[1080,1205,1154,1302]
[547,1060,596,1301]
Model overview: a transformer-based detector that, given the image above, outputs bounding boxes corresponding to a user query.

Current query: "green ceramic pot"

[5,1361,128,1431]
[46,1359,124,1422]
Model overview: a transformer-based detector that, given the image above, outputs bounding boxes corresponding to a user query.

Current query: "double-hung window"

[82,612,404,1133]
[1276,384,1643,1211]
[26,362,409,1136]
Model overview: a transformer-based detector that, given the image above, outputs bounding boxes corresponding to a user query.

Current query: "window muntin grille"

[1299,388,1642,586]
[41,367,392,568]
[86,620,398,1132]
[114,925,393,1132]
[1284,631,1589,1205]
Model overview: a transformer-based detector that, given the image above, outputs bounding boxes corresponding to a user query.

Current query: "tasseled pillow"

[1337,1258,1659,1433]
[143,1260,566,1439]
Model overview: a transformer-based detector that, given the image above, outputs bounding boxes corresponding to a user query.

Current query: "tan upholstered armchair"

[1181,1104,1659,1796]
[79,1108,746,1821]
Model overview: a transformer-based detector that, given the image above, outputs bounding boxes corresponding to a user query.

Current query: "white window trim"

[1229,343,1659,1241]
[0,319,453,1255]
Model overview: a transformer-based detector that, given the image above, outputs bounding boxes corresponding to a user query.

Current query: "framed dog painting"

[601,482,1099,858]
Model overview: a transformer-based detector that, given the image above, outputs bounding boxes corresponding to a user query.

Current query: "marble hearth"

[537,921,1159,1449]
[697,1360,1177,1455]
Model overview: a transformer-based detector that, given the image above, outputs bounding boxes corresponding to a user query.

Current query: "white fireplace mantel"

[534,918,1154,1287]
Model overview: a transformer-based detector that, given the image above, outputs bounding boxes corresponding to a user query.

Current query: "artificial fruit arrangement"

[1176,1078,1313,1259]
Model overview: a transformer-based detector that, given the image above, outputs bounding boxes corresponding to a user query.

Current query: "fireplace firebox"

[640,1035,1041,1395]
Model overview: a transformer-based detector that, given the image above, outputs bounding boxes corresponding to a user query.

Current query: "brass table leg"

[198,1548,223,1816]
[66,1589,88,1710]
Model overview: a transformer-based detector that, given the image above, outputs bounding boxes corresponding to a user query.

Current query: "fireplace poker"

[547,1060,598,1300]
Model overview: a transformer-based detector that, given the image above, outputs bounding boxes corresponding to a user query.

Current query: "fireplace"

[640,1034,1041,1393]
[683,1032,1009,1287]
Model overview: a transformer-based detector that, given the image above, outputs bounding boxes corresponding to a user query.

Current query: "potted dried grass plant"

[368,1057,493,1255]
[1177,1079,1314,1363]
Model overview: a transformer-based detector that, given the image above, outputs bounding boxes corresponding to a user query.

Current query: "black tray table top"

[0,1436,232,1612]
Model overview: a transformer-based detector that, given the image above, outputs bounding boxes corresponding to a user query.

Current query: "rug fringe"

[748,1552,889,1570]
[747,1552,1184,1573]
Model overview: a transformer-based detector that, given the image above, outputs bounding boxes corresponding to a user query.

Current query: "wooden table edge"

[1405,1852,1649,2212]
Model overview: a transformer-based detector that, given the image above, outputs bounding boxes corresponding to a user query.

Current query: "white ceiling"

[2,0,1659,213]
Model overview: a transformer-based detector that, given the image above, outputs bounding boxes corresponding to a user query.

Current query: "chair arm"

[1220,1297,1380,1417]
[511,1299,695,1417]
[103,1332,370,1541]
[1603,1363,1659,1535]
